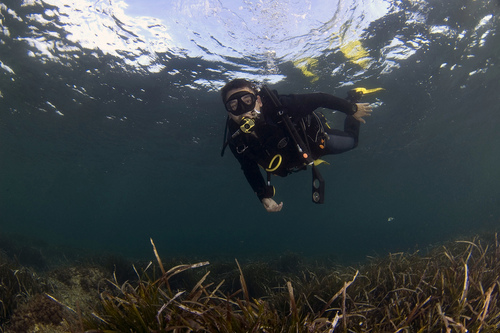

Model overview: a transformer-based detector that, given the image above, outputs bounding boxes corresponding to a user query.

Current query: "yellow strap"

[266,154,283,172]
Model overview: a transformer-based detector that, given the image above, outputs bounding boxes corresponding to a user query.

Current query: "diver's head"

[221,79,262,123]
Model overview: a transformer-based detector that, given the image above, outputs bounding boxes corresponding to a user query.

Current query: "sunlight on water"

[8,0,394,82]
[1,0,495,92]
[17,0,171,73]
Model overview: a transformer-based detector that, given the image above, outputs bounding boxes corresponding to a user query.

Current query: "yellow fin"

[314,159,330,166]
[354,87,385,95]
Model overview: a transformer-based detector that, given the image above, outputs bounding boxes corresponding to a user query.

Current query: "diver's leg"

[323,116,360,154]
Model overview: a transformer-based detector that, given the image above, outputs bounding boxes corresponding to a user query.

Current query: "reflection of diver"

[220,79,375,213]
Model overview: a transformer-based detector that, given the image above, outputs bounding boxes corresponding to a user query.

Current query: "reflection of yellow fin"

[294,39,372,81]
[354,87,385,95]
[293,57,319,82]
[314,159,330,166]
[340,40,370,69]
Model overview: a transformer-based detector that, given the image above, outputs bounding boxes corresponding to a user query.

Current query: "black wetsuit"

[227,91,360,201]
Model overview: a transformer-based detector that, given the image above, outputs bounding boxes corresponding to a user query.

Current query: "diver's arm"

[229,144,280,207]
[280,93,353,116]
[280,93,357,117]
[241,162,267,199]
[242,164,283,212]
[281,93,372,123]
[243,164,283,212]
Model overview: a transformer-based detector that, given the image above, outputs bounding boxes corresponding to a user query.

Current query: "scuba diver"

[220,78,373,213]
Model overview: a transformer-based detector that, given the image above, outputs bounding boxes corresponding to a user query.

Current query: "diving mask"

[224,91,257,116]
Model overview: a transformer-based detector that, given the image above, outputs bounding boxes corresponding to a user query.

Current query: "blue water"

[0,0,499,264]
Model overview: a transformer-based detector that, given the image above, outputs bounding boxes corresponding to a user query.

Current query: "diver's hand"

[262,198,283,212]
[353,103,373,124]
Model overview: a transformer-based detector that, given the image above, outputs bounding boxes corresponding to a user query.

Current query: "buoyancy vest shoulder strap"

[260,85,314,164]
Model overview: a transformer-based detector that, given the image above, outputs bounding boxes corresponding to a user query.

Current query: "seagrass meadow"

[1,233,500,333]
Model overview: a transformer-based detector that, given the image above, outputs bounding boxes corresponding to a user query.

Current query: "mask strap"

[220,116,230,157]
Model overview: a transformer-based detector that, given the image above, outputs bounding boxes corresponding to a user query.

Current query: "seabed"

[1,233,500,332]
